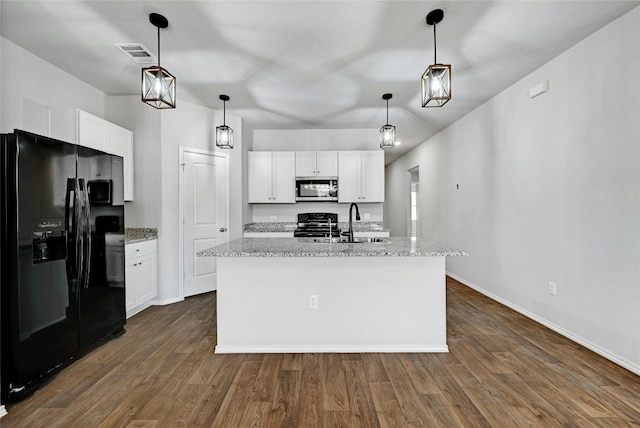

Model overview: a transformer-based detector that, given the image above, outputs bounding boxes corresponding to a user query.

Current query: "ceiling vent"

[114,43,156,64]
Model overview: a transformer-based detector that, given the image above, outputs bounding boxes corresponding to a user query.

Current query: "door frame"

[178,146,229,301]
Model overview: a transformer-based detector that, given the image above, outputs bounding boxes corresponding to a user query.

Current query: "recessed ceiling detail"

[2,1,637,163]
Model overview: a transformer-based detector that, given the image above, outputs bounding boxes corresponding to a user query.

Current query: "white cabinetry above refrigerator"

[50,109,134,201]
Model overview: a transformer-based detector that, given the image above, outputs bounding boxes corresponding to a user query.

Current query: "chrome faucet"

[345,203,361,243]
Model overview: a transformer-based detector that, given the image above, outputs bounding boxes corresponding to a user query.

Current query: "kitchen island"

[198,238,467,354]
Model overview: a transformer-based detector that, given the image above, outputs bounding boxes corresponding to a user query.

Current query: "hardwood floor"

[2,277,639,427]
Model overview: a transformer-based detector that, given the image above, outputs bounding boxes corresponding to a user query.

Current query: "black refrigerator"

[1,130,126,402]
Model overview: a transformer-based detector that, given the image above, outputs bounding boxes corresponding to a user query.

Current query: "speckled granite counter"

[198,237,467,258]
[243,221,389,233]
[125,228,158,244]
[243,222,297,233]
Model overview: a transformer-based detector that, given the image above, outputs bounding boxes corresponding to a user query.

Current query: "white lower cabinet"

[125,239,157,318]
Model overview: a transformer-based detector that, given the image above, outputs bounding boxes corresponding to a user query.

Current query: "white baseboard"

[215,344,449,354]
[447,272,640,377]
[126,297,184,319]
[0,405,7,418]
[150,296,183,306]
[126,300,154,319]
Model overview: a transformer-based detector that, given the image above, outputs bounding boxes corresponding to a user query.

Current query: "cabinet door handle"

[220,227,227,232]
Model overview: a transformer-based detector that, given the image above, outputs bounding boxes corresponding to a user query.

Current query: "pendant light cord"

[157,25,161,68]
[386,98,389,125]
[433,23,437,64]
[223,100,226,126]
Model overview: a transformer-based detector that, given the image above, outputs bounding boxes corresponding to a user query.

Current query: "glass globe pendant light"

[216,95,234,149]
[141,13,176,109]
[380,93,395,149]
[421,9,451,108]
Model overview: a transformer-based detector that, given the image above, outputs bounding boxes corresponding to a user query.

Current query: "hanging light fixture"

[141,13,176,109]
[216,95,234,149]
[380,93,395,149]
[421,9,451,108]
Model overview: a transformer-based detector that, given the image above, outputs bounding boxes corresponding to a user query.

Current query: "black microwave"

[295,178,338,201]
[88,179,113,205]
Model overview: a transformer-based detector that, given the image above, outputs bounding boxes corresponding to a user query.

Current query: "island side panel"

[215,256,447,353]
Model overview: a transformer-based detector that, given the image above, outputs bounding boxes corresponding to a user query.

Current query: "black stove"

[294,212,341,237]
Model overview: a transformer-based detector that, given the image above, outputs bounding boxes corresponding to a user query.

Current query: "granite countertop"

[243,222,298,233]
[243,221,389,233]
[125,228,158,244]
[198,237,467,258]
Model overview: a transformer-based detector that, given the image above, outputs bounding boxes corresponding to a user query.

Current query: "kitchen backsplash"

[251,201,383,223]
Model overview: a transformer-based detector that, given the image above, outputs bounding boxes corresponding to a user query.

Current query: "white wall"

[253,128,379,151]
[1,37,106,133]
[385,8,640,374]
[105,96,162,228]
[154,100,243,303]
[251,128,384,222]
[242,122,254,227]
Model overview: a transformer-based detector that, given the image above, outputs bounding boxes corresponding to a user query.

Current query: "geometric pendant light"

[379,93,396,149]
[216,95,234,149]
[421,9,451,108]
[141,13,176,109]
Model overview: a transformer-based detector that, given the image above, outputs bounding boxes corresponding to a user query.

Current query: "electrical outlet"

[548,281,557,296]
[270,216,277,221]
[308,294,318,309]
[363,213,371,220]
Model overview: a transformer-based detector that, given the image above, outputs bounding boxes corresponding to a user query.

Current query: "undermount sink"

[301,237,390,244]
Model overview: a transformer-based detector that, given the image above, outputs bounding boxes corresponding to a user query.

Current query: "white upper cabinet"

[248,152,273,203]
[78,110,109,152]
[51,108,135,201]
[360,150,385,202]
[249,151,296,203]
[109,124,134,201]
[338,150,384,203]
[295,151,338,177]
[295,152,316,177]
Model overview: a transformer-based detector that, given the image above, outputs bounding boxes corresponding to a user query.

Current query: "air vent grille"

[115,43,156,64]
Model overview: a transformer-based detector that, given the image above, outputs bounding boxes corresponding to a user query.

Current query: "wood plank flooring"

[2,277,639,427]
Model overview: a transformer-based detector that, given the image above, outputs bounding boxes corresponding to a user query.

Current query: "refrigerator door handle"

[80,179,92,289]
[65,178,78,290]
[76,179,85,290]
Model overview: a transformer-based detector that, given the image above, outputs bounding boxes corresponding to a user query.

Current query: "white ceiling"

[2,1,638,164]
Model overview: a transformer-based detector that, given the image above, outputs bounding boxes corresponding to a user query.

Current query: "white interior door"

[183,151,228,297]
